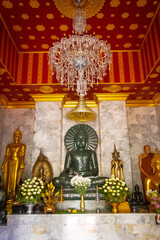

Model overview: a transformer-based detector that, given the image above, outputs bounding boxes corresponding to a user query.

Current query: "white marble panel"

[127,106,160,194]
[99,101,132,189]
[32,102,62,177]
[1,213,159,240]
[0,108,35,182]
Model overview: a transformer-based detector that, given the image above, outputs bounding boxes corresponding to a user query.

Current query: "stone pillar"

[99,101,132,189]
[32,102,62,177]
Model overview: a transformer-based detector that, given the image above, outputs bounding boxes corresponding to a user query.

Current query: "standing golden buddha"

[1,129,26,200]
[111,144,124,181]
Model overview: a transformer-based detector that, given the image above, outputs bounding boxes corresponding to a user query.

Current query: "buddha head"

[151,150,160,174]
[13,128,22,143]
[74,130,88,149]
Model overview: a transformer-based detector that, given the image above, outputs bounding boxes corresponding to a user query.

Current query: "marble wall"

[0,102,160,193]
[99,101,132,189]
[126,106,160,193]
[31,102,62,177]
[0,108,35,181]
[156,104,160,136]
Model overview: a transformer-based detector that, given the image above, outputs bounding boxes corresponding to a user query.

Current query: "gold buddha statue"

[144,149,160,202]
[111,144,124,181]
[1,129,26,199]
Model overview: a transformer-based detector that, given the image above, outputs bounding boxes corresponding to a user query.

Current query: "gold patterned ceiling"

[0,0,160,108]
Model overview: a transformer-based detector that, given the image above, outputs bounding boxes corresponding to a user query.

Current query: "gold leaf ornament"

[53,0,106,19]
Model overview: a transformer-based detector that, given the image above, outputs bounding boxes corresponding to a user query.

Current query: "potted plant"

[146,189,160,224]
[99,175,129,213]
[17,177,45,214]
[71,175,91,212]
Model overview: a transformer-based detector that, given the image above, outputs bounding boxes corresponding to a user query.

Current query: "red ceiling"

[0,0,160,105]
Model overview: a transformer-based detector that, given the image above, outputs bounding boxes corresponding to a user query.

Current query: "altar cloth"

[0,213,160,240]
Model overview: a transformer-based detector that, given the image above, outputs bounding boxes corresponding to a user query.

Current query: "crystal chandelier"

[48,1,112,96]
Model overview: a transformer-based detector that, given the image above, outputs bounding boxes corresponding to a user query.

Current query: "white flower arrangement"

[71,175,91,196]
[17,177,45,204]
[99,175,129,203]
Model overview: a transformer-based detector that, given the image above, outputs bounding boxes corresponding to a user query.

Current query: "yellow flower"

[72,209,77,213]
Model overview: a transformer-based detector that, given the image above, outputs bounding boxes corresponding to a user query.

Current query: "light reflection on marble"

[127,106,160,194]
[0,213,158,240]
[99,101,132,189]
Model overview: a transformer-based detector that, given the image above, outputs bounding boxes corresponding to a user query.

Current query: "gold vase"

[80,195,85,212]
[110,202,119,213]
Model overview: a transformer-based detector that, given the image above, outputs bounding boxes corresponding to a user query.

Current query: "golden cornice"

[0,94,35,108]
[63,100,98,108]
[126,93,160,107]
[30,94,67,103]
[94,93,130,103]
[6,101,35,109]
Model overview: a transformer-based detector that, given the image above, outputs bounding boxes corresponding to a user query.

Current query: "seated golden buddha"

[52,124,106,190]
[144,149,160,202]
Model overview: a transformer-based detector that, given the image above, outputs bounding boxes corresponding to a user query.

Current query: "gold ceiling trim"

[63,100,98,108]
[6,101,35,109]
[1,93,160,109]
[126,93,160,107]
[94,93,130,103]
[53,0,106,19]
[0,94,35,108]
[30,93,67,103]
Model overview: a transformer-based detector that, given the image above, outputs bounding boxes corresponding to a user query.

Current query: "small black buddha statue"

[0,176,7,224]
[53,124,106,192]
[131,184,148,212]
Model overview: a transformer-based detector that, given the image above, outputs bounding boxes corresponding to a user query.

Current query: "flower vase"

[110,202,119,213]
[80,195,85,212]
[25,203,35,214]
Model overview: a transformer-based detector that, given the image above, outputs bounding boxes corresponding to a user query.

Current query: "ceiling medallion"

[53,0,106,19]
[39,86,54,93]
[102,85,121,92]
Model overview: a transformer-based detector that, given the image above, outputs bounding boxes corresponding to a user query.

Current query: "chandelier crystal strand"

[48,8,112,96]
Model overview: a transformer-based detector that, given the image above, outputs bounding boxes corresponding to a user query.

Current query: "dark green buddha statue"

[53,124,106,191]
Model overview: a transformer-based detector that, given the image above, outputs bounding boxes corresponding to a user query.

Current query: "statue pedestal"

[56,200,111,213]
